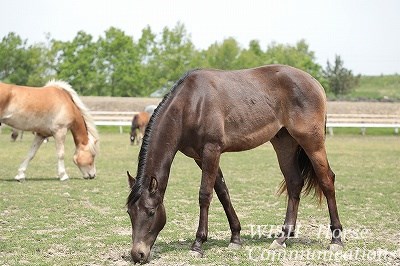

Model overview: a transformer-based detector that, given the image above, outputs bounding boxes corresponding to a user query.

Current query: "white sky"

[1,0,399,75]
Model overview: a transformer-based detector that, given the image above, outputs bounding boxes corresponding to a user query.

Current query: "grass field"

[328,74,400,101]
[0,131,399,265]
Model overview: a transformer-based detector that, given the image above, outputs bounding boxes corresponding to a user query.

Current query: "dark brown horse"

[130,112,151,145]
[126,65,343,263]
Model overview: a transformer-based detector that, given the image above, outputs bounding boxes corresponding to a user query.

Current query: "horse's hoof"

[189,250,203,258]
[329,243,343,252]
[60,175,69,181]
[269,240,286,250]
[14,174,26,181]
[228,242,242,249]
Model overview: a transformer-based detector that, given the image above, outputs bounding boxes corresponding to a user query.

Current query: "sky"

[1,0,399,75]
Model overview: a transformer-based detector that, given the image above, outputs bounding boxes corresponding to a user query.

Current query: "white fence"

[326,114,400,135]
[91,111,137,133]
[91,111,400,135]
[2,112,399,135]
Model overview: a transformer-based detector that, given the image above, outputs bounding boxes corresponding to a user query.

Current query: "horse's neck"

[142,114,181,195]
[70,115,89,147]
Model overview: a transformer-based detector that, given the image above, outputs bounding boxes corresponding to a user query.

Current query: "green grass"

[329,74,400,101]
[352,75,400,101]
[0,132,399,265]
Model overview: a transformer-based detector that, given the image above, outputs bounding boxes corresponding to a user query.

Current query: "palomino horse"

[126,65,343,263]
[130,111,150,145]
[0,80,99,181]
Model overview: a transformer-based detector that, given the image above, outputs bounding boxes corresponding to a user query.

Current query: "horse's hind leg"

[292,130,343,250]
[15,134,46,181]
[306,146,343,249]
[270,128,304,248]
[215,168,242,248]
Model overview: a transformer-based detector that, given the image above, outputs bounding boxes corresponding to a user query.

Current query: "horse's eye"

[148,209,155,217]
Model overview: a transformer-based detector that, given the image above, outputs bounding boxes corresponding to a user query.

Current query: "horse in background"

[0,80,99,181]
[144,104,157,115]
[10,128,49,143]
[130,111,150,145]
[11,128,22,141]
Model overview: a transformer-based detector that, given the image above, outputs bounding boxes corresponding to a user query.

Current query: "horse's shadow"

[148,234,324,260]
[0,177,90,182]
[117,235,325,263]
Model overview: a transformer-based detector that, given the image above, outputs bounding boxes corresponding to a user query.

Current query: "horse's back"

[138,112,151,126]
[171,65,327,152]
[0,82,77,133]
[132,112,150,128]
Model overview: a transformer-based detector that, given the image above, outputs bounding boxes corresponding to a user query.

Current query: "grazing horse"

[130,112,150,145]
[126,65,343,263]
[0,80,99,181]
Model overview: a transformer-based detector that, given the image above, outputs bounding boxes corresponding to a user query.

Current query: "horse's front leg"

[15,134,45,181]
[54,129,69,181]
[191,143,221,257]
[194,161,242,249]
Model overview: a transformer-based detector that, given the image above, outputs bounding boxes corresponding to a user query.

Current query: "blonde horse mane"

[45,80,99,155]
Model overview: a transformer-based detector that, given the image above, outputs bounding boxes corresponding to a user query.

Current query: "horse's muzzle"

[131,245,150,264]
[83,174,96,179]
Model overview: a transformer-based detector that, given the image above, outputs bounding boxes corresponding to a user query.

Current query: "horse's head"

[127,171,166,264]
[73,140,97,179]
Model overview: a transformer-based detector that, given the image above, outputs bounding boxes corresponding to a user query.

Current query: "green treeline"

[1,22,358,97]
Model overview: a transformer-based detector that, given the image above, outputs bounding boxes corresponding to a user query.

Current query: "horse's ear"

[149,176,158,194]
[127,171,136,188]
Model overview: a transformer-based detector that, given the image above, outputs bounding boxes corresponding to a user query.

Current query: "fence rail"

[2,112,399,135]
[91,112,400,135]
[90,111,137,133]
[326,114,400,135]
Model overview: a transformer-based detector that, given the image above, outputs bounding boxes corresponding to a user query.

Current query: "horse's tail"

[45,80,99,154]
[278,147,323,204]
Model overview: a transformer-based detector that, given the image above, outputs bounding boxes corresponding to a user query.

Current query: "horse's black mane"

[126,69,198,206]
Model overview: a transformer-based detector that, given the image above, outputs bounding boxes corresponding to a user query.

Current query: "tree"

[264,40,325,85]
[52,31,98,95]
[134,26,159,96]
[152,22,197,93]
[0,33,28,84]
[96,27,140,96]
[1,24,338,97]
[203,37,241,70]
[235,40,266,69]
[324,55,360,95]
[24,42,51,86]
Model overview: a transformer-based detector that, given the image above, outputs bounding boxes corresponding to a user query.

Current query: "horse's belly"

[2,114,53,135]
[223,120,282,152]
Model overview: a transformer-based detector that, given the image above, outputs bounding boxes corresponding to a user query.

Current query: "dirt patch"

[327,101,400,115]
[81,96,161,112]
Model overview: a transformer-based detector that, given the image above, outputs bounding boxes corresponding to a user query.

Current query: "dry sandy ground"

[82,96,400,115]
